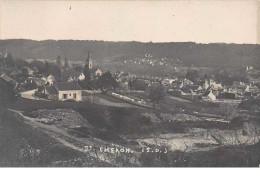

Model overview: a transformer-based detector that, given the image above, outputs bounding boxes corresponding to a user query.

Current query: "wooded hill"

[0,39,259,68]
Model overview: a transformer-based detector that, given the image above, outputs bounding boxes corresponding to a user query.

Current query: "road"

[92,95,136,108]
[20,89,49,101]
[8,109,140,166]
[168,95,192,103]
[84,90,139,108]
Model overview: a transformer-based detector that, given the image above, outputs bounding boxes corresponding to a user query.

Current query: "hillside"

[0,39,260,67]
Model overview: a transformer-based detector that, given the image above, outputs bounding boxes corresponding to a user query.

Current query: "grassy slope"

[5,97,260,167]
[0,107,86,166]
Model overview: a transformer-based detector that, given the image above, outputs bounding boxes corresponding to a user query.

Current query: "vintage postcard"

[0,0,259,168]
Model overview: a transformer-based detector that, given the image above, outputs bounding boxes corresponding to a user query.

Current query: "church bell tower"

[86,51,93,70]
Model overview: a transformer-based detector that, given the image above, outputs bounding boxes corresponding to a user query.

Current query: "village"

[1,49,260,167]
[1,51,260,109]
[2,0,260,170]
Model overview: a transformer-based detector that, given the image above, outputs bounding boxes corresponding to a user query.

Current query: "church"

[80,52,102,81]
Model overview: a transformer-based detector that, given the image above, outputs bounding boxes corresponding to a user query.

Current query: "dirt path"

[168,95,192,103]
[8,109,140,166]
[20,89,49,101]
[92,95,137,108]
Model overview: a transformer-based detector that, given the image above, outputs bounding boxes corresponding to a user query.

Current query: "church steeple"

[85,51,92,70]
[86,51,90,63]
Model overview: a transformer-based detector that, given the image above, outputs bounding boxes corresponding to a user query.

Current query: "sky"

[0,0,258,44]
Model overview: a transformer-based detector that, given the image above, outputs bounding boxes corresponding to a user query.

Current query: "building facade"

[39,82,82,101]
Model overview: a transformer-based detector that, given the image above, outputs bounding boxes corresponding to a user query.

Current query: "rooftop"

[0,73,14,82]
[53,82,82,91]
[46,85,58,95]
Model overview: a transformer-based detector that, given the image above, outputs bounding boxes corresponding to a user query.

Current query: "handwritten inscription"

[83,146,167,154]
[142,147,167,154]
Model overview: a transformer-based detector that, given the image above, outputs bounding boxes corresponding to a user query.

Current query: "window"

[73,93,77,99]
[63,94,67,99]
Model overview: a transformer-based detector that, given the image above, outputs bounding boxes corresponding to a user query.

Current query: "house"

[202,90,216,101]
[210,80,222,90]
[203,79,210,90]
[78,73,85,81]
[54,82,82,101]
[24,67,34,76]
[170,81,183,89]
[86,68,103,79]
[235,85,249,94]
[182,84,202,94]
[168,89,183,96]
[94,68,102,77]
[0,73,18,89]
[83,52,102,79]
[41,74,55,85]
[39,82,82,101]
[67,77,75,83]
[202,78,222,90]
[61,69,81,82]
[162,78,176,86]
[181,88,192,95]
[119,79,129,90]
[25,77,45,86]
[248,85,259,92]
[182,78,193,85]
[246,66,253,71]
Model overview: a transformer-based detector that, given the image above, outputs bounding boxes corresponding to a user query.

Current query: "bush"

[35,92,48,99]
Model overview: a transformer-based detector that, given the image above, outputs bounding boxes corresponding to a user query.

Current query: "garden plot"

[27,109,91,128]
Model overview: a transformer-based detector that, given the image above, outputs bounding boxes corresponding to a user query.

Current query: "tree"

[21,67,29,78]
[0,52,15,68]
[64,57,69,69]
[24,81,38,90]
[147,83,166,108]
[0,80,17,106]
[78,78,92,90]
[83,65,91,81]
[56,55,61,68]
[29,60,45,74]
[6,53,15,67]
[185,70,199,83]
[97,71,118,92]
[14,58,29,68]
[44,61,49,73]
[73,64,83,72]
[43,61,61,79]
[130,79,148,91]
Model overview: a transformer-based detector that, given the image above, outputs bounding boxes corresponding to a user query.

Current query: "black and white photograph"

[0,0,260,169]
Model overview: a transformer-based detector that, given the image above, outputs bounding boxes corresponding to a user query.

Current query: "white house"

[54,82,82,101]
[210,81,223,90]
[202,90,216,101]
[39,82,82,101]
[94,68,102,77]
[183,78,194,85]
[246,66,253,71]
[78,73,85,81]
[42,74,55,85]
[24,67,35,76]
